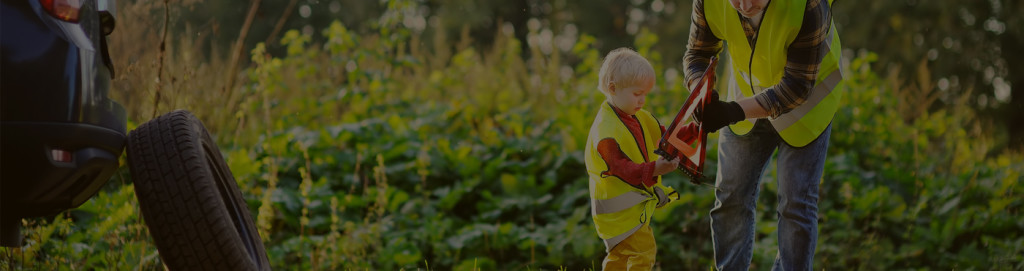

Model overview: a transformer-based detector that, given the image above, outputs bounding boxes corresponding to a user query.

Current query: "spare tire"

[127,110,269,270]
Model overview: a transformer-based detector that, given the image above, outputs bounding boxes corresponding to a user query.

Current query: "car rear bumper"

[1,121,126,218]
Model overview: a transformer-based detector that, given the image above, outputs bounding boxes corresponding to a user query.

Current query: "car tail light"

[51,149,73,163]
[39,0,82,23]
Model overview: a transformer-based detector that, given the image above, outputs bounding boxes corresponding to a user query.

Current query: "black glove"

[696,91,745,133]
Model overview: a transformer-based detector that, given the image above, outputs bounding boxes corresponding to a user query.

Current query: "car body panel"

[1,0,126,224]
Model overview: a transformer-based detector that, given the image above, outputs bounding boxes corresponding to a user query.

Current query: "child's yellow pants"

[602,225,656,270]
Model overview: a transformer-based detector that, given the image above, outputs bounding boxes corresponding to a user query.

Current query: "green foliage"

[816,50,1024,269]
[223,16,1022,269]
[1,182,162,270]
[4,4,1022,270]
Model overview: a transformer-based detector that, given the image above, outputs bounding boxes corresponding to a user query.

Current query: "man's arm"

[752,0,833,118]
[682,0,722,89]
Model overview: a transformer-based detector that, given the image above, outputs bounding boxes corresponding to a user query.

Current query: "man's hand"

[697,91,745,133]
[654,156,679,176]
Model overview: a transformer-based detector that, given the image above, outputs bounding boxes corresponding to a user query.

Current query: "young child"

[584,47,680,269]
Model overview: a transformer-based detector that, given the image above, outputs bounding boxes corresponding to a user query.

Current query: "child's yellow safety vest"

[704,0,843,147]
[584,102,678,252]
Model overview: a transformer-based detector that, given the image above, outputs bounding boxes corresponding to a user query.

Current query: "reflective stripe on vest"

[592,190,652,214]
[771,71,841,131]
[584,102,666,252]
[705,0,843,147]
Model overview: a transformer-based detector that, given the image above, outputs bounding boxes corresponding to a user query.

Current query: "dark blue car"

[1,0,125,237]
[1,0,269,269]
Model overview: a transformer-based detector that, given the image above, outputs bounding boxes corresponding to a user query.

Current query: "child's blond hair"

[598,48,655,96]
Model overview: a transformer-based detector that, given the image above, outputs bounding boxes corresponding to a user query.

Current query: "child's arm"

[596,139,658,188]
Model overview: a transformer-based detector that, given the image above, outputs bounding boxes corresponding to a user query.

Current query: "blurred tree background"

[3,0,1021,270]
[158,0,1022,149]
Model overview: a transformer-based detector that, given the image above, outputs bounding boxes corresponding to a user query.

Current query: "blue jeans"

[710,119,831,271]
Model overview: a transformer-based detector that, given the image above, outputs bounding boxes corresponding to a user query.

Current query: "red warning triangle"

[656,57,719,184]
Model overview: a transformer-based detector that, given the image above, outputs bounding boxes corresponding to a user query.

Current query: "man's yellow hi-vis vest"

[585,102,678,252]
[704,0,843,147]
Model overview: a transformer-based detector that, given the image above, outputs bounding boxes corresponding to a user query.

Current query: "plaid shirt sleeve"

[682,0,722,89]
[683,0,833,118]
[756,0,833,118]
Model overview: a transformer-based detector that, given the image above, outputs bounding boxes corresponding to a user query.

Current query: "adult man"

[684,0,842,270]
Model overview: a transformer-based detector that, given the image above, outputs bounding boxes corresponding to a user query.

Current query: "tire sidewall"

[128,110,269,270]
